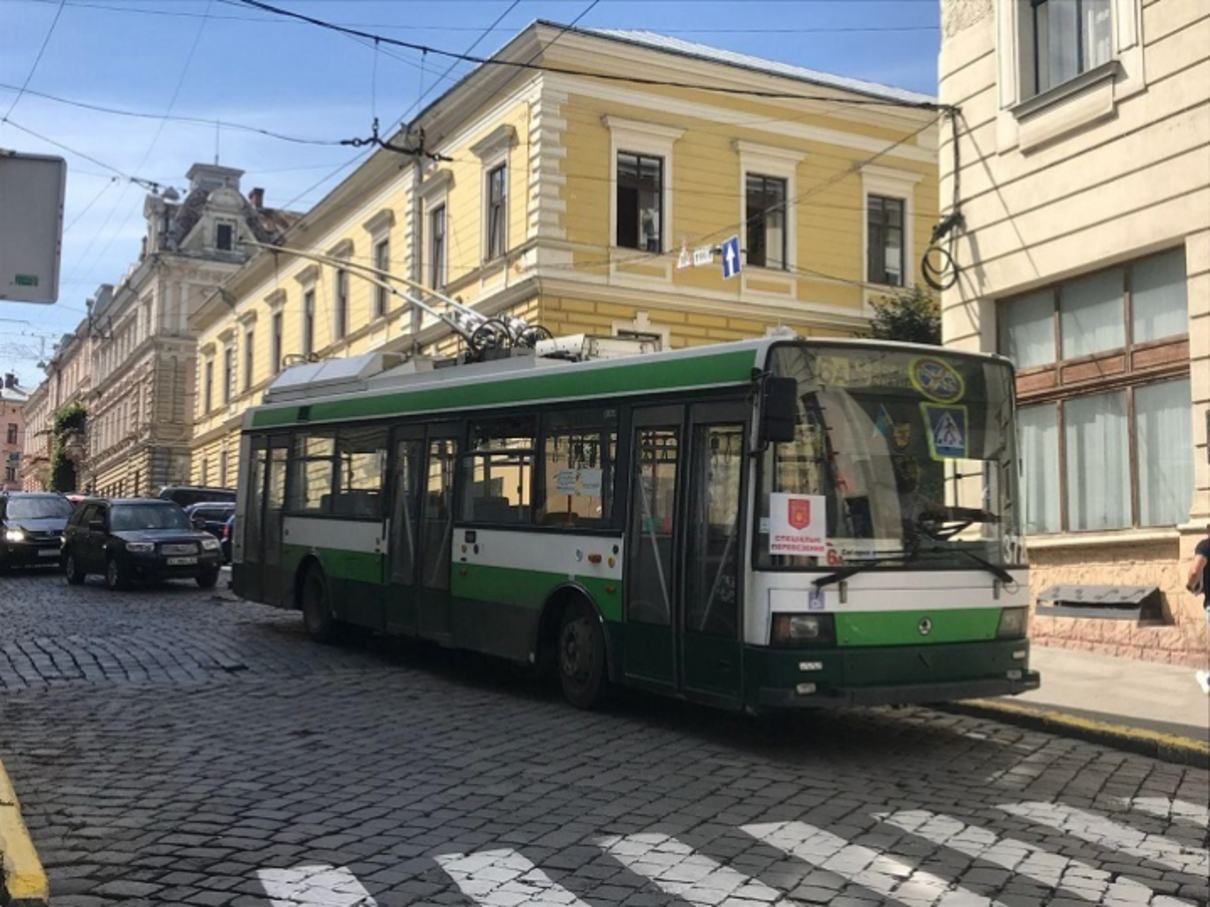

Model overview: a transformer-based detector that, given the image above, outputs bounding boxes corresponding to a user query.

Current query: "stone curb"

[0,760,48,907]
[942,699,1210,768]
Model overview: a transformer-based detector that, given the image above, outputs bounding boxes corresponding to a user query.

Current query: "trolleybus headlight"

[996,607,1028,639]
[771,613,835,646]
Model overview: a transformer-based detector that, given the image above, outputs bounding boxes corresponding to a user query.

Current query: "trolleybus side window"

[537,409,618,528]
[460,416,536,524]
[288,431,336,514]
[332,426,387,519]
[422,437,458,590]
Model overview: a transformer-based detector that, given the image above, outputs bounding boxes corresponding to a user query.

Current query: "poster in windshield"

[758,344,1023,573]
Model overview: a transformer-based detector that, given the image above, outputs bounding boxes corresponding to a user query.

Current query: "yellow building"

[191,23,940,484]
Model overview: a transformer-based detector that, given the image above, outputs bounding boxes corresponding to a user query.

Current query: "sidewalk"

[950,645,1210,766]
[0,757,49,907]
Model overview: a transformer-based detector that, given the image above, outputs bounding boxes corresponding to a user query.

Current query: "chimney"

[3,373,16,390]
[249,187,264,209]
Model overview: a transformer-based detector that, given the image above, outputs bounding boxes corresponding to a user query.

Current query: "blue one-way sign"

[720,235,741,279]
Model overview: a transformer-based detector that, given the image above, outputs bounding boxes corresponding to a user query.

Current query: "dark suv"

[158,486,236,508]
[0,492,73,570]
[62,498,222,590]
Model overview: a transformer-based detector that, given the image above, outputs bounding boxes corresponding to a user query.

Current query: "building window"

[998,248,1191,533]
[745,174,787,270]
[485,164,507,260]
[219,448,229,488]
[334,268,348,340]
[5,466,16,483]
[243,329,254,392]
[867,195,905,287]
[5,423,16,445]
[302,289,315,357]
[203,359,214,413]
[1026,0,1113,97]
[271,311,283,374]
[222,346,234,405]
[216,222,234,252]
[373,239,390,318]
[616,152,663,252]
[429,205,446,290]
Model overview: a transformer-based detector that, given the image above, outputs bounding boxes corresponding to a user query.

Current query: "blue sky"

[0,0,939,384]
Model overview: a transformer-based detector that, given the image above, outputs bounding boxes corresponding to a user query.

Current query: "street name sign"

[0,150,66,304]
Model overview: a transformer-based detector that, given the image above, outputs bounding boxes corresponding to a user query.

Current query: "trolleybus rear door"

[624,406,682,688]
[385,427,424,636]
[417,431,459,642]
[680,405,747,702]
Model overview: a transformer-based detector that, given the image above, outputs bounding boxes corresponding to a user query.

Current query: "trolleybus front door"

[262,437,289,607]
[624,403,746,703]
[680,405,746,702]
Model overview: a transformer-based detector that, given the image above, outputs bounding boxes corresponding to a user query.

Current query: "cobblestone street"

[1,568,1207,907]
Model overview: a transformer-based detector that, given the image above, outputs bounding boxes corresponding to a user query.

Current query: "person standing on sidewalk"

[1189,524,1210,694]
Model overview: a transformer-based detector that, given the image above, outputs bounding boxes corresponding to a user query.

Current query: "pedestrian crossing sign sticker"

[921,403,968,460]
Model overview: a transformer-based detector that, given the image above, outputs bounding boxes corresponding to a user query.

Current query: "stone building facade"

[1,373,28,491]
[87,164,297,497]
[191,22,941,486]
[18,379,49,491]
[938,0,1209,664]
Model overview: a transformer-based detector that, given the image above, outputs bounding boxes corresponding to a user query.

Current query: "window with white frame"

[745,175,787,270]
[1023,0,1113,98]
[373,238,390,318]
[203,358,214,413]
[603,117,683,258]
[222,344,235,405]
[215,220,235,252]
[616,152,663,252]
[485,164,507,260]
[867,195,906,287]
[302,288,315,357]
[243,328,254,392]
[333,267,349,341]
[271,310,283,375]
[429,205,447,290]
[999,248,1192,533]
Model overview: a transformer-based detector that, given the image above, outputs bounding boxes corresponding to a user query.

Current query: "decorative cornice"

[327,238,354,260]
[362,208,396,237]
[469,123,517,160]
[732,139,807,166]
[601,115,685,143]
[264,288,287,310]
[419,168,454,200]
[293,264,319,286]
[238,309,258,327]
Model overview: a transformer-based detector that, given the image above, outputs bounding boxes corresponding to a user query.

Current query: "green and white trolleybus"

[232,332,1040,711]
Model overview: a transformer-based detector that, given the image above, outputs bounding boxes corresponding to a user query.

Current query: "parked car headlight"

[4,528,25,542]
[125,541,155,553]
[200,537,220,551]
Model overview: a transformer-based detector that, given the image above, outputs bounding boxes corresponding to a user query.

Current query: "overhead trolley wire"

[1,0,66,125]
[232,0,944,111]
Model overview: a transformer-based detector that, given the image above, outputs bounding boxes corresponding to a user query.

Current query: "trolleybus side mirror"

[760,376,798,444]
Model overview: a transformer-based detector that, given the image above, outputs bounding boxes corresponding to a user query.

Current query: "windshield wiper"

[811,554,907,590]
[909,542,1015,584]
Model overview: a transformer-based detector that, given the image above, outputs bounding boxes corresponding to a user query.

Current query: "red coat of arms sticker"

[787,497,811,530]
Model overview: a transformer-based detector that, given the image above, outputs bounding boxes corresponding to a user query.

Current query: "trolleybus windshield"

[757,343,1023,572]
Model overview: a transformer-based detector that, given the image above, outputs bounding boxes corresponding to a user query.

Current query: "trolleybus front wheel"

[558,601,607,709]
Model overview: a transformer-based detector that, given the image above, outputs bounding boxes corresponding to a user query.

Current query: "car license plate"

[167,556,198,566]
[38,548,59,557]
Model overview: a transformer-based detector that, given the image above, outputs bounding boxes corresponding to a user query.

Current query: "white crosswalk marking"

[1127,797,1210,828]
[257,863,378,906]
[1001,801,1210,877]
[598,832,793,906]
[880,810,1194,906]
[744,820,1008,906]
[435,848,592,907]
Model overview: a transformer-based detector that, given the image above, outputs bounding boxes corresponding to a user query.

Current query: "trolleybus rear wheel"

[558,601,607,709]
[301,564,339,644]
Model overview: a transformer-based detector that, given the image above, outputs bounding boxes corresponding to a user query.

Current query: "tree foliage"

[865,286,941,345]
[49,402,87,492]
